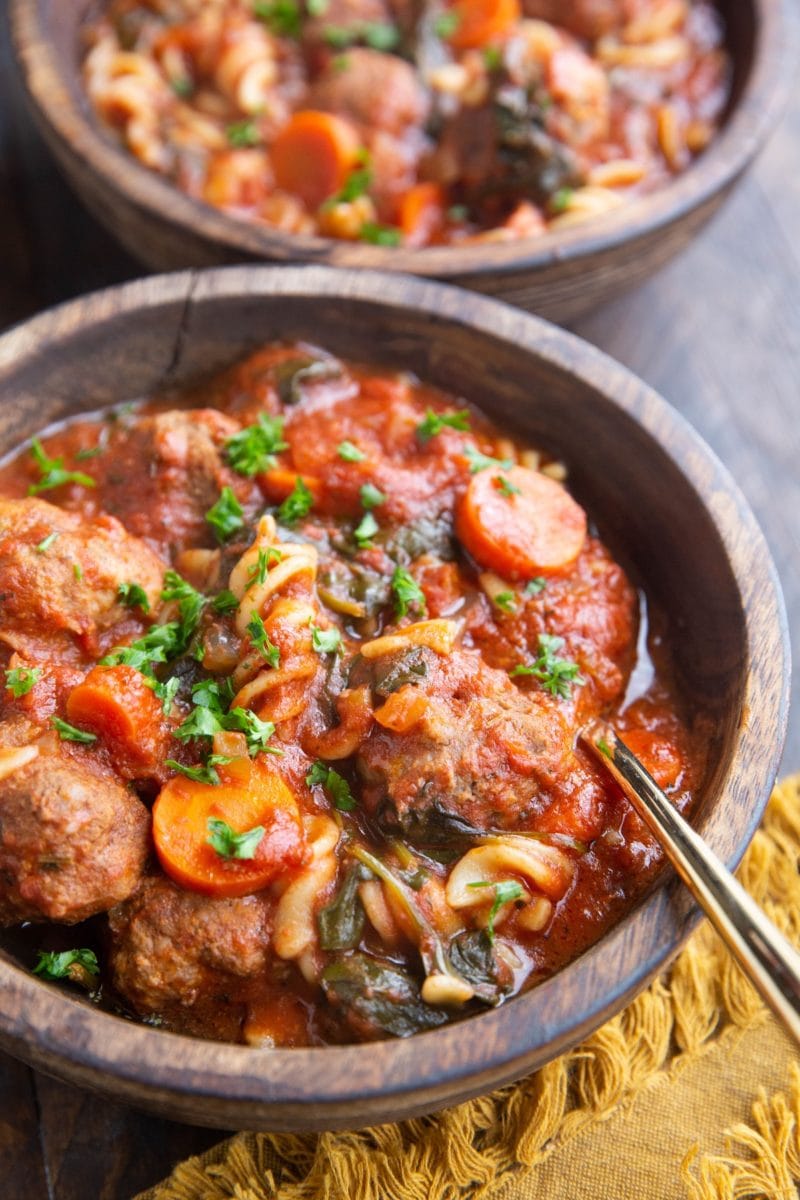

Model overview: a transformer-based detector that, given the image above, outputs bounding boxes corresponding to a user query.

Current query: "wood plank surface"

[0,4,797,1195]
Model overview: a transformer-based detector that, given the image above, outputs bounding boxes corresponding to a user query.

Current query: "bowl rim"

[0,265,790,1129]
[9,0,799,276]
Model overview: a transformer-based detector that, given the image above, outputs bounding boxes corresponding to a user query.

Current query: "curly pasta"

[272,815,340,966]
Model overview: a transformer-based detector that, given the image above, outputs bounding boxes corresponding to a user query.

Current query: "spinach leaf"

[322,953,449,1038]
[448,930,513,1004]
[317,865,370,951]
[372,646,431,698]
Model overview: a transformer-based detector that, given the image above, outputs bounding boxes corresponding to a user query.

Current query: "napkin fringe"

[143,777,800,1200]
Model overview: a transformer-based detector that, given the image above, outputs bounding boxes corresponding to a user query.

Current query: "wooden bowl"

[0,267,788,1130]
[9,0,798,323]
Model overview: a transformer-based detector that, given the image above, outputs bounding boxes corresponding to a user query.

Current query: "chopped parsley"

[493,591,517,613]
[226,119,261,147]
[391,565,426,619]
[416,408,471,442]
[224,707,278,755]
[207,817,265,860]
[247,612,281,667]
[73,563,83,581]
[322,21,399,50]
[226,413,287,476]
[509,633,584,700]
[306,760,357,811]
[493,474,521,498]
[51,717,97,744]
[165,756,231,787]
[206,487,245,542]
[525,577,547,596]
[359,482,386,509]
[160,571,205,644]
[323,167,372,208]
[254,0,302,36]
[117,581,150,612]
[246,546,281,590]
[549,187,574,215]
[354,511,379,547]
[597,736,613,759]
[277,477,313,525]
[35,532,59,554]
[175,679,277,756]
[28,439,96,496]
[151,674,180,716]
[483,45,503,71]
[434,10,461,37]
[4,666,41,698]
[212,589,240,615]
[337,441,366,462]
[101,621,184,675]
[467,880,524,943]
[33,948,99,982]
[463,445,514,474]
[359,222,402,246]
[310,622,342,654]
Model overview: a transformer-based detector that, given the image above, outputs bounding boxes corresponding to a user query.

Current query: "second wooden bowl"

[0,266,789,1130]
[9,0,798,323]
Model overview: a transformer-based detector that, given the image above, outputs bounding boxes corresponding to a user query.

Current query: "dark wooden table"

[1,9,798,1197]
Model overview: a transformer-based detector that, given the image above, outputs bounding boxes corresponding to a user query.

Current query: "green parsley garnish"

[354,511,379,547]
[494,474,521,497]
[28,439,96,496]
[310,622,342,654]
[73,563,83,581]
[466,880,524,943]
[247,612,281,667]
[463,445,514,473]
[35,531,59,554]
[226,119,261,147]
[509,633,584,700]
[117,581,150,612]
[549,187,574,215]
[597,736,613,759]
[391,565,426,619]
[322,21,399,50]
[308,0,329,13]
[416,408,471,443]
[226,413,287,476]
[525,577,546,596]
[434,10,461,37]
[101,622,184,675]
[306,760,357,811]
[165,757,232,787]
[151,674,180,716]
[483,45,503,71]
[246,546,281,590]
[277,477,313,525]
[207,817,265,860]
[33,948,99,982]
[206,487,245,542]
[209,591,237,618]
[494,591,517,613]
[4,666,41,698]
[359,482,386,509]
[224,707,278,755]
[323,167,372,209]
[254,0,302,36]
[51,717,97,744]
[360,222,402,246]
[161,570,205,643]
[337,440,366,462]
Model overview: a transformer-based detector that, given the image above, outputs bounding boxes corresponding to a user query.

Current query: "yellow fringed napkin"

[137,776,800,1200]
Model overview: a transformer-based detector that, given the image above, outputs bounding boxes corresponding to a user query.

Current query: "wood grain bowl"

[9,0,799,323]
[0,266,789,1131]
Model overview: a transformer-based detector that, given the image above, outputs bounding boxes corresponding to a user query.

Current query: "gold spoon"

[582,720,800,1046]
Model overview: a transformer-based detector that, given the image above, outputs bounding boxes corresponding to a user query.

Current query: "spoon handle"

[583,721,800,1046]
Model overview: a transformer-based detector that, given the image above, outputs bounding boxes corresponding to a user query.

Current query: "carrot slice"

[456,464,587,579]
[271,111,362,211]
[398,183,446,248]
[66,664,168,773]
[258,467,323,504]
[153,757,307,898]
[447,0,520,50]
[374,685,429,733]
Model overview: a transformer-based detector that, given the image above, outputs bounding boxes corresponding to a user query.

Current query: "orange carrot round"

[66,664,167,769]
[398,183,446,248]
[271,111,362,211]
[153,757,307,898]
[456,464,587,579]
[447,0,520,50]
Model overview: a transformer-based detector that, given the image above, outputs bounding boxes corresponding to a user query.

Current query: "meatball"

[0,747,150,925]
[358,647,601,835]
[108,875,272,1028]
[307,49,430,136]
[522,0,633,39]
[92,409,262,557]
[0,497,165,658]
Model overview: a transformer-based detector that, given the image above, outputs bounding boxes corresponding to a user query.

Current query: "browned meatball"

[358,647,593,835]
[522,0,634,39]
[108,875,272,1024]
[92,409,262,557]
[0,748,150,925]
[0,497,165,659]
[307,49,430,136]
